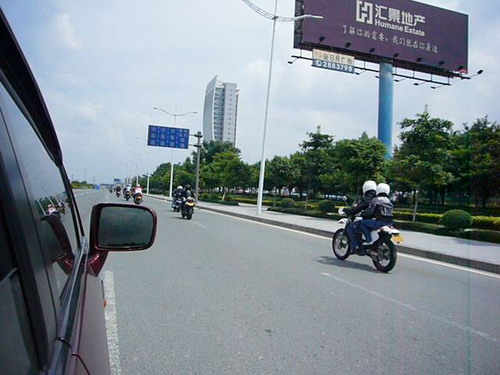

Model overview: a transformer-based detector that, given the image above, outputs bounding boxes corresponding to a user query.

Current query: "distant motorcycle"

[124,190,131,201]
[181,197,195,220]
[116,190,121,198]
[172,197,182,212]
[134,192,143,205]
[332,209,402,272]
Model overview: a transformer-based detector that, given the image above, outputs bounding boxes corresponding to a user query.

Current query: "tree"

[330,132,386,195]
[199,141,240,164]
[452,117,500,207]
[299,126,336,199]
[391,112,455,206]
[266,155,301,195]
[209,151,250,199]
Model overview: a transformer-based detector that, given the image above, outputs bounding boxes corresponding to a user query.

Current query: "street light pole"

[241,0,322,216]
[135,136,151,194]
[256,0,278,216]
[153,107,197,198]
[193,131,203,200]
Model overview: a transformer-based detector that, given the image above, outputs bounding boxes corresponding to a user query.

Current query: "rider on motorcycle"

[359,183,394,246]
[172,185,183,209]
[180,184,193,210]
[343,180,377,252]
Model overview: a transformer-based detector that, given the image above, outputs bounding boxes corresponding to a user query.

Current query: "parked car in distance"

[0,9,157,374]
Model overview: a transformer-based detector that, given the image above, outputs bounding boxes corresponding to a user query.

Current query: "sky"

[1,0,499,184]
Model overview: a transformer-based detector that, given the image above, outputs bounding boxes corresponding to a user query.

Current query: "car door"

[0,9,110,374]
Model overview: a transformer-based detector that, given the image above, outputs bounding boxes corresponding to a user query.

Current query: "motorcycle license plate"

[393,234,404,244]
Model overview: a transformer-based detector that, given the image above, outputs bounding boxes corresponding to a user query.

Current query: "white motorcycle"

[332,208,403,273]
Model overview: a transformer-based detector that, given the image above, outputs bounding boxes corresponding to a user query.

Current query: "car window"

[0,81,80,298]
[0,207,38,373]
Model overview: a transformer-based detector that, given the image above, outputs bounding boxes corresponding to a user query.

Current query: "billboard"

[294,0,468,76]
[147,125,190,149]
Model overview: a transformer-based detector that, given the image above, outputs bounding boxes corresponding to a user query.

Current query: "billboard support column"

[378,61,394,159]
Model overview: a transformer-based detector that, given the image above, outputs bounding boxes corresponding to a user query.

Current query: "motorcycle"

[134,192,143,205]
[181,197,195,220]
[116,190,121,198]
[332,209,402,272]
[172,197,182,212]
[124,190,131,201]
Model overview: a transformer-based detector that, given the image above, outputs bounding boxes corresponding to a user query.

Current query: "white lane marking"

[321,272,498,343]
[203,210,500,279]
[191,221,207,228]
[103,271,122,375]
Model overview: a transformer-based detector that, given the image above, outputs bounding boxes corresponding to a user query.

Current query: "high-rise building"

[203,76,239,145]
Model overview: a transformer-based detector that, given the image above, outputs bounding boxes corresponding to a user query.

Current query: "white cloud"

[54,13,81,50]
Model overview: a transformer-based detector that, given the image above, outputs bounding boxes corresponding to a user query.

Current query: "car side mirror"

[90,203,157,251]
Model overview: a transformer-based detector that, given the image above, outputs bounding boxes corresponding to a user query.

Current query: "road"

[75,190,500,374]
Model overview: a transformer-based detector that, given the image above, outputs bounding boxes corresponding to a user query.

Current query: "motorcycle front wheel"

[332,229,350,260]
[186,207,193,220]
[372,237,397,273]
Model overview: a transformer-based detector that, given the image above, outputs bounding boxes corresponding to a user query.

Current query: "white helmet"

[376,183,390,196]
[362,180,377,194]
[177,185,183,190]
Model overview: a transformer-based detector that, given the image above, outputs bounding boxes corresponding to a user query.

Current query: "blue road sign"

[147,125,190,149]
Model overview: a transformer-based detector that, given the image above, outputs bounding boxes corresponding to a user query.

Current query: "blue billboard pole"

[378,61,394,159]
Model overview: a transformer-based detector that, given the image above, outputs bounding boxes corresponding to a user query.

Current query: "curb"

[146,195,499,274]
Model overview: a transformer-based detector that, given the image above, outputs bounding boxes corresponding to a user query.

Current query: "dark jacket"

[362,194,394,224]
[181,188,193,199]
[344,190,376,217]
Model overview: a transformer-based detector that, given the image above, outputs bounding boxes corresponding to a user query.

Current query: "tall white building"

[203,76,239,145]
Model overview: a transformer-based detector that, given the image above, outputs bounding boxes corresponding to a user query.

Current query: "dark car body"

[0,9,156,374]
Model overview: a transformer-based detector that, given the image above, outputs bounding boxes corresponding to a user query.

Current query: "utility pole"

[193,131,203,200]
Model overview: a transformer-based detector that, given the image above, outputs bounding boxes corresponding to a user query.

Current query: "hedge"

[394,221,500,243]
[393,211,442,224]
[472,216,500,231]
[198,197,239,206]
[393,211,499,230]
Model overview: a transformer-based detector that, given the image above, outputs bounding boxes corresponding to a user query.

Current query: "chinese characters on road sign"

[147,125,190,149]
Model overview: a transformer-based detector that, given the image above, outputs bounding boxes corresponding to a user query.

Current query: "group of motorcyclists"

[110,178,395,256]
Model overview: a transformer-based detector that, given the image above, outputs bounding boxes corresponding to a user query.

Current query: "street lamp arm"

[153,107,197,117]
[240,0,322,22]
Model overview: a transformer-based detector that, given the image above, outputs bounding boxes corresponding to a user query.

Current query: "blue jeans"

[346,221,361,250]
[359,220,389,243]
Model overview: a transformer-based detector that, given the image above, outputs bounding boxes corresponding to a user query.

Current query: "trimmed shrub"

[200,193,210,200]
[280,198,296,208]
[318,200,336,213]
[440,210,473,231]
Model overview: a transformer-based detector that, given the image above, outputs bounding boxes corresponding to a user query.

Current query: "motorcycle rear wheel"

[332,229,350,260]
[372,237,397,273]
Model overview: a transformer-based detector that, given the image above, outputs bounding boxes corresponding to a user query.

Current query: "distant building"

[203,76,239,145]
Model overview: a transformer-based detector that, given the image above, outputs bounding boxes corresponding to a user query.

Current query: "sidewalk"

[148,195,500,274]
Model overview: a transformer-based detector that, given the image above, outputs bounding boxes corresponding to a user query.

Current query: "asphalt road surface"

[76,190,500,375]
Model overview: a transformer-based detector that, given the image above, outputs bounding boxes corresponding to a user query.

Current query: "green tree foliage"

[452,117,500,207]
[300,126,335,197]
[391,112,455,205]
[266,155,301,195]
[199,141,240,164]
[328,132,386,195]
